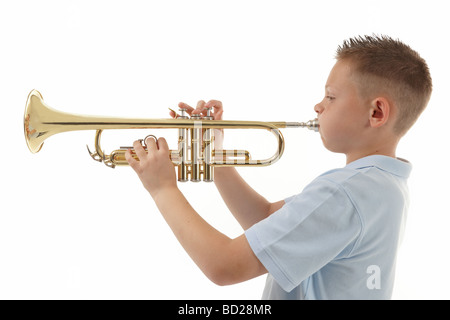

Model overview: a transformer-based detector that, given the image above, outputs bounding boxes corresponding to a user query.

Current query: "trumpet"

[24,89,318,182]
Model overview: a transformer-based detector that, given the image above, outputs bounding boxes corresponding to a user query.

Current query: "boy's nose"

[314,103,323,114]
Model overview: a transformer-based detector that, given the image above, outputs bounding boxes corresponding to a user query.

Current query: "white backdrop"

[1,0,449,299]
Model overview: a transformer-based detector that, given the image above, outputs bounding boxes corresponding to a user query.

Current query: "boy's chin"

[321,138,347,154]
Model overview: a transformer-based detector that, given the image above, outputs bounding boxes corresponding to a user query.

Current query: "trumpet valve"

[178,107,188,118]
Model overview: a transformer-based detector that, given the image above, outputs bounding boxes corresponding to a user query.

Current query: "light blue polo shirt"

[245,155,412,300]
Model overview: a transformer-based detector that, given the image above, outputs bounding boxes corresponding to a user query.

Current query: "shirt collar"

[345,155,412,179]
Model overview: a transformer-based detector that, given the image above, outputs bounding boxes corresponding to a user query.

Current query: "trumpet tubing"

[24,89,318,182]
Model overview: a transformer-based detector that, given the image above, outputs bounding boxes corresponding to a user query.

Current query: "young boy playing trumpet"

[125,35,432,299]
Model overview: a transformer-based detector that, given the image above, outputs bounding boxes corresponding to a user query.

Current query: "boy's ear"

[369,97,391,128]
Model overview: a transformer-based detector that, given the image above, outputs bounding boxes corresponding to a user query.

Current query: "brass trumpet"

[24,89,318,182]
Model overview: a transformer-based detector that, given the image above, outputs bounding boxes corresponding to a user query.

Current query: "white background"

[1,0,449,299]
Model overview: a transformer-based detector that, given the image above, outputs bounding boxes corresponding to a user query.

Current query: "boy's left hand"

[125,136,177,199]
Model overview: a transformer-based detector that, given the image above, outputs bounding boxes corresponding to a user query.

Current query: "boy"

[125,35,432,299]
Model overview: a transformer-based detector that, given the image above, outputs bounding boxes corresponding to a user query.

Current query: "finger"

[145,136,158,152]
[169,108,178,119]
[205,100,223,120]
[125,148,139,170]
[156,137,169,155]
[178,102,195,116]
[133,140,147,160]
[192,100,206,116]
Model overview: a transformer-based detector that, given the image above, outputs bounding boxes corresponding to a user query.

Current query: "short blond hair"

[336,35,432,136]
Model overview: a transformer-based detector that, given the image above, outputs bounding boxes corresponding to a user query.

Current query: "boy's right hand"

[170,100,224,149]
[170,100,223,120]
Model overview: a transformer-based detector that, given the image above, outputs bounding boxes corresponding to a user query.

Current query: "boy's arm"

[154,183,267,285]
[214,167,285,230]
[126,137,267,285]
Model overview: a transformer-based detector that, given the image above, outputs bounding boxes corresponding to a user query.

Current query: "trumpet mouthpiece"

[285,119,319,132]
[303,119,319,132]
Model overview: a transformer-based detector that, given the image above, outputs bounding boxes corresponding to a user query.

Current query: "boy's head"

[315,35,432,161]
[335,35,432,136]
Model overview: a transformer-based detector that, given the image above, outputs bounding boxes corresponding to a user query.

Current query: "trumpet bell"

[24,89,47,153]
[24,89,90,153]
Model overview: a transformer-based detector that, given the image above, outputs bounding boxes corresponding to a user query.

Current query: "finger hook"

[142,134,158,148]
[87,145,102,162]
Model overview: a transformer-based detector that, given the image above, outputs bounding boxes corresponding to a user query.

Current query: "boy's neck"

[345,144,398,165]
[345,131,400,165]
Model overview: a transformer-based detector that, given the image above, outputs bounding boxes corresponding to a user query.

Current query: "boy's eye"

[326,96,335,101]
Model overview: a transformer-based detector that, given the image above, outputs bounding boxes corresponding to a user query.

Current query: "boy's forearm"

[152,186,267,285]
[214,167,284,230]
[152,186,234,282]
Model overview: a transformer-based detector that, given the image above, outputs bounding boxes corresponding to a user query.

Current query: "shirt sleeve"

[245,177,362,292]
